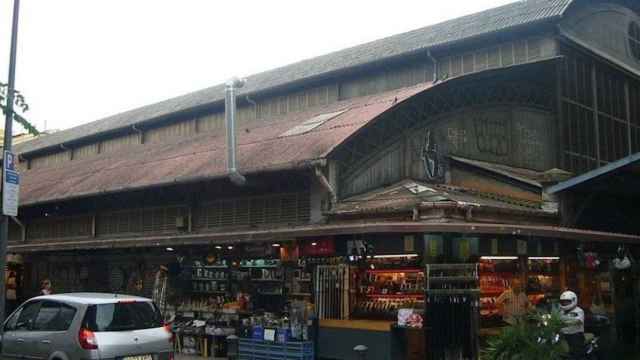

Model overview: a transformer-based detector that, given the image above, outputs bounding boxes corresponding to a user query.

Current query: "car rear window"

[83,301,163,332]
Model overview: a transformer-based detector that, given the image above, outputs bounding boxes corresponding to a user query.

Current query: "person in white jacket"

[559,290,585,359]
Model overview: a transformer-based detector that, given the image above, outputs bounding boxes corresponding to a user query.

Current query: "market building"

[6,0,640,358]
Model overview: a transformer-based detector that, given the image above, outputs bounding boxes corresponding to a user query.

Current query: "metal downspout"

[427,50,438,82]
[225,77,247,186]
[315,166,337,208]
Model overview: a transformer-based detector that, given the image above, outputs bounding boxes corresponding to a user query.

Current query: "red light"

[164,323,175,344]
[78,328,98,350]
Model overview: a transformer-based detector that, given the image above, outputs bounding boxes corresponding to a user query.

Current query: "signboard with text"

[2,151,19,216]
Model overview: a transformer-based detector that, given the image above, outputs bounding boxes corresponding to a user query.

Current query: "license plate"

[123,355,152,360]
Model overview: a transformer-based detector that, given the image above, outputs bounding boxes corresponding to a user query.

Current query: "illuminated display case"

[353,266,425,320]
[479,257,520,325]
[527,257,561,305]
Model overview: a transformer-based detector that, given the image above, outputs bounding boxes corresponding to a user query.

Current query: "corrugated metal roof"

[19,84,432,206]
[333,179,551,216]
[15,0,573,156]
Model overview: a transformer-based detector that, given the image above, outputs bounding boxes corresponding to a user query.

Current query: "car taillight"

[78,328,98,350]
[164,323,175,344]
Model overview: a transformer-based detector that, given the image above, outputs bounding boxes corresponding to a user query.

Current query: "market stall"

[156,244,317,358]
[147,231,626,359]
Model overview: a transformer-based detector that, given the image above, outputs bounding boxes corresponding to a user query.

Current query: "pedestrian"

[496,278,530,325]
[6,270,17,315]
[40,279,53,295]
[560,291,586,360]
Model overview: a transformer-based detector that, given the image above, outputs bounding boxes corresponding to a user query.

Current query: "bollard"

[226,335,239,360]
[353,344,368,360]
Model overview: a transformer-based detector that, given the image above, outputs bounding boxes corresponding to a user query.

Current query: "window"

[4,308,22,331]
[83,302,163,332]
[5,301,41,331]
[32,301,77,331]
[57,304,77,330]
[629,22,640,61]
[279,110,346,137]
[33,302,59,330]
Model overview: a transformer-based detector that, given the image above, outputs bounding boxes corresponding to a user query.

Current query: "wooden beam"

[556,58,565,169]
[591,63,601,165]
[625,80,632,155]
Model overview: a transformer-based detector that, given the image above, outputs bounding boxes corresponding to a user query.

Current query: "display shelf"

[290,293,313,297]
[366,268,423,274]
[240,265,280,269]
[252,278,284,282]
[258,292,284,296]
[480,290,504,296]
[294,278,312,282]
[178,308,219,313]
[192,278,228,281]
[188,265,229,269]
[365,294,424,299]
[191,290,228,295]
[430,276,477,282]
[479,271,519,275]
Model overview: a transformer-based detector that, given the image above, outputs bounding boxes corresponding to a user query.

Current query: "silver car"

[0,293,173,360]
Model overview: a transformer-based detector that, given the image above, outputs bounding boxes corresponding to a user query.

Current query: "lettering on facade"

[447,127,468,152]
[515,122,544,168]
[474,116,509,156]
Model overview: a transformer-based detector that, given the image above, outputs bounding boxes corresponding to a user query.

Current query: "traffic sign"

[2,150,19,216]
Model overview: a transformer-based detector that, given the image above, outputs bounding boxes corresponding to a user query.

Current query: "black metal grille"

[27,216,92,241]
[96,205,188,236]
[193,192,310,230]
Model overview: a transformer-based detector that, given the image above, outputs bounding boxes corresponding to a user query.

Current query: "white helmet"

[559,291,578,311]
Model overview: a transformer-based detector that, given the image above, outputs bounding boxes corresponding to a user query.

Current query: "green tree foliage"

[0,82,39,136]
[483,311,568,360]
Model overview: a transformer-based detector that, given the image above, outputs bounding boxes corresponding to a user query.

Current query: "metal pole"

[0,0,21,324]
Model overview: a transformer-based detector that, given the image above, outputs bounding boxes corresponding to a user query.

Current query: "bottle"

[302,322,309,341]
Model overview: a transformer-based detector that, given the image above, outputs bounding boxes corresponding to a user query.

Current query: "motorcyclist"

[559,290,585,359]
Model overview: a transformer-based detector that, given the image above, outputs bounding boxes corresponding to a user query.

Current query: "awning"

[546,152,640,195]
[9,221,640,253]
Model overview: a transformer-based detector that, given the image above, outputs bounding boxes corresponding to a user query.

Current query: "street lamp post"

[0,0,21,324]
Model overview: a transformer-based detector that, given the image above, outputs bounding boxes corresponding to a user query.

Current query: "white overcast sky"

[1,0,515,133]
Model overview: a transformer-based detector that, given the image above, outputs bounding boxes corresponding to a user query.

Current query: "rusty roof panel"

[20,84,432,206]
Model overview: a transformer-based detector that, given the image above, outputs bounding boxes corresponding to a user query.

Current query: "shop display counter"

[320,319,393,332]
[317,321,391,360]
[390,324,426,360]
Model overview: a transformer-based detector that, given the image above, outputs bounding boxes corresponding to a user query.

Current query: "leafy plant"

[482,310,568,360]
[0,82,39,136]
